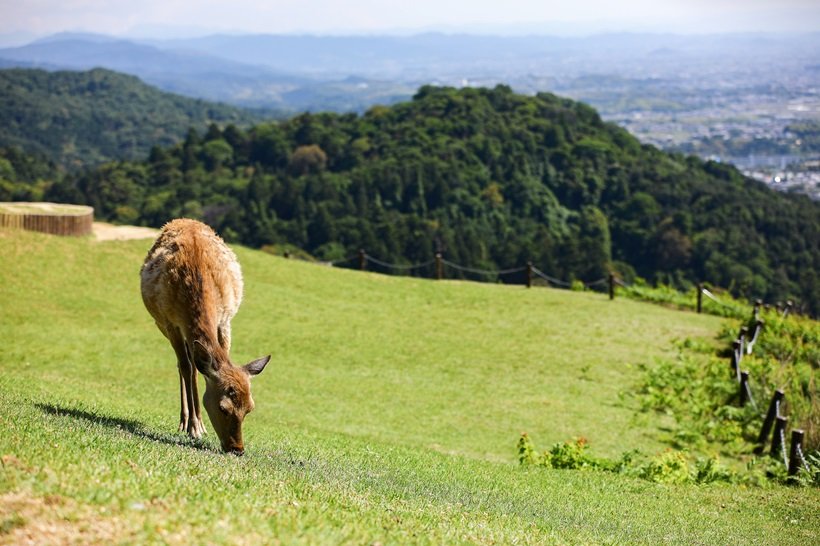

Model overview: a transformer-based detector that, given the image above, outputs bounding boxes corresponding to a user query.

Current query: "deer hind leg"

[170,331,206,439]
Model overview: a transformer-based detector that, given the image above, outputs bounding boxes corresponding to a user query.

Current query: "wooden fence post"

[608,273,615,300]
[358,249,366,271]
[739,326,749,355]
[788,429,805,476]
[696,283,703,313]
[731,340,741,371]
[526,261,533,288]
[739,371,751,406]
[771,415,788,466]
[435,252,443,280]
[731,339,742,383]
[746,319,763,354]
[756,390,784,453]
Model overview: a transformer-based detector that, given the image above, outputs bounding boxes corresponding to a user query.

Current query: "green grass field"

[1,228,817,544]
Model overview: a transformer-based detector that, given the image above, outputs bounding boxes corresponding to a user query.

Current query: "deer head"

[193,341,270,455]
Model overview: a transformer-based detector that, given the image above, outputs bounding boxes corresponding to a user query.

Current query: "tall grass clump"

[633,305,819,483]
[726,308,819,451]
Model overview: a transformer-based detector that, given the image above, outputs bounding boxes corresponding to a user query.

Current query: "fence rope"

[530,266,573,288]
[440,258,526,276]
[329,255,359,266]
[795,444,812,474]
[743,379,758,412]
[701,287,736,309]
[779,427,789,467]
[746,323,762,355]
[364,254,436,271]
[351,252,616,288]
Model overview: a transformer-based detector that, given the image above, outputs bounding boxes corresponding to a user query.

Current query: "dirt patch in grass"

[93,222,158,241]
[0,491,135,545]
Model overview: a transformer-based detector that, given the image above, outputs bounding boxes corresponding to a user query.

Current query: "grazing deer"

[140,219,270,455]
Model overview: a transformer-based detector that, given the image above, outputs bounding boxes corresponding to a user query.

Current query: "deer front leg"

[189,366,207,437]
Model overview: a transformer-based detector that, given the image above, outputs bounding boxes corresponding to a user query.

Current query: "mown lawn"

[1,228,817,544]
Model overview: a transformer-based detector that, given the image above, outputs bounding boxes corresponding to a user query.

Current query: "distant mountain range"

[0,34,417,111]
[157,31,818,77]
[2,31,818,114]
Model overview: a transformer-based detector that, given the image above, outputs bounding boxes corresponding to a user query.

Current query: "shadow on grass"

[35,403,216,453]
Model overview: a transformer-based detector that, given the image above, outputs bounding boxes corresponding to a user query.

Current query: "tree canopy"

[0,68,270,169]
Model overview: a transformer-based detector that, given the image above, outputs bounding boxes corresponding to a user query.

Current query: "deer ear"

[192,340,219,378]
[243,355,271,377]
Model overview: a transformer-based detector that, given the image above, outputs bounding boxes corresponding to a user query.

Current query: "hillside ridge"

[0,67,273,168]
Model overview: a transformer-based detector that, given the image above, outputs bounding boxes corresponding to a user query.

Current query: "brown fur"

[140,219,270,454]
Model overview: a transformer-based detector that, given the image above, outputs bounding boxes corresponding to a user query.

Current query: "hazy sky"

[2,0,819,39]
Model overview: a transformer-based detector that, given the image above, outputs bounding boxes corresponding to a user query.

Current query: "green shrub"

[517,433,740,485]
[638,451,691,484]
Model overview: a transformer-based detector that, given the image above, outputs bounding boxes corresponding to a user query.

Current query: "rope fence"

[725,305,813,479]
[286,249,806,322]
[325,249,619,290]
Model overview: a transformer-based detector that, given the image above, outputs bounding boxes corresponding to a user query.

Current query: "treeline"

[4,85,819,313]
[0,68,270,168]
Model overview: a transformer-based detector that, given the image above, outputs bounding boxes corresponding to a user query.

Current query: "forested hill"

[0,68,271,168]
[32,85,820,312]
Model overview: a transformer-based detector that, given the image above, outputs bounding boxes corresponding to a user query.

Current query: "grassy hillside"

[0,68,271,168]
[1,228,817,544]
